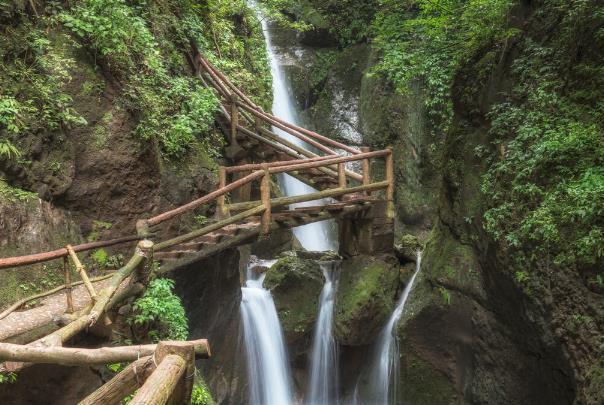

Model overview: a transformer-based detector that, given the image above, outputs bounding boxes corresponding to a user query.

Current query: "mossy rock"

[394,234,422,264]
[400,350,459,405]
[335,255,399,345]
[264,251,324,340]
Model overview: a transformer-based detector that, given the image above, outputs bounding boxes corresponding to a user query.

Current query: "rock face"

[173,248,249,405]
[0,197,81,307]
[335,254,399,346]
[277,4,586,403]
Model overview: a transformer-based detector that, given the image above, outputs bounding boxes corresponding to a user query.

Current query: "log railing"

[0,339,210,405]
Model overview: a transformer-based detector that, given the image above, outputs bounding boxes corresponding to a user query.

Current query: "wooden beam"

[230,94,239,146]
[146,170,263,226]
[153,205,266,251]
[385,147,394,219]
[66,245,97,301]
[216,166,228,218]
[260,165,271,237]
[79,356,156,405]
[63,256,74,313]
[0,235,142,270]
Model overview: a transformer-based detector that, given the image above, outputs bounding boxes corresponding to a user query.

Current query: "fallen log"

[79,356,156,405]
[0,339,210,366]
[129,355,186,405]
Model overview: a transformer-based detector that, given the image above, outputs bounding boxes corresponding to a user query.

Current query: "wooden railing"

[0,339,210,404]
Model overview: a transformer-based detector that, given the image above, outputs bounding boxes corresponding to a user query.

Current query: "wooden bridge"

[0,49,394,403]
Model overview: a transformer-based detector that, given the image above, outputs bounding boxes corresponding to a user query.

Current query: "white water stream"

[307,262,340,405]
[358,251,423,404]
[253,1,336,252]
[240,259,293,405]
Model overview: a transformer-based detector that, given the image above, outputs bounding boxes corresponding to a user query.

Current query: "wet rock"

[264,251,324,343]
[335,254,399,345]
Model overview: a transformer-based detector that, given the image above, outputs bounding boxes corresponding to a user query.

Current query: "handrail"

[146,170,263,227]
[196,52,361,155]
[0,235,143,270]
[269,149,390,174]
[224,154,343,173]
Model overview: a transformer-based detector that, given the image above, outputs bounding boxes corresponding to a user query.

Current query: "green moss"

[400,351,458,405]
[335,255,398,344]
[264,251,323,337]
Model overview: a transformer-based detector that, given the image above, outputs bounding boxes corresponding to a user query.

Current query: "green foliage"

[60,0,221,159]
[191,377,215,405]
[371,0,513,136]
[0,24,87,167]
[87,220,112,242]
[438,287,451,305]
[130,278,188,341]
[91,248,109,268]
[0,179,37,202]
[106,362,125,373]
[482,1,604,274]
[0,372,17,384]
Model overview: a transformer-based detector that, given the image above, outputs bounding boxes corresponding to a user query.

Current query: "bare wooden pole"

[63,256,74,313]
[260,164,271,237]
[147,170,263,226]
[217,166,228,218]
[0,235,142,270]
[66,245,97,301]
[0,339,209,366]
[153,205,265,251]
[360,146,371,196]
[385,148,394,219]
[129,354,185,405]
[230,94,239,146]
[338,162,347,189]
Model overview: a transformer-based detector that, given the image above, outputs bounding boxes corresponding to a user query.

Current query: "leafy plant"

[0,372,17,384]
[129,278,188,341]
[191,377,215,405]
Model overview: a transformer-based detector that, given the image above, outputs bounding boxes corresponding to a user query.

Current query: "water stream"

[253,1,336,252]
[240,259,293,405]
[241,5,342,404]
[307,261,340,405]
[357,251,423,404]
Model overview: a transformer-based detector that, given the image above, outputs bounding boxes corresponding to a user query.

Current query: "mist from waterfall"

[307,261,340,405]
[357,251,423,404]
[240,259,293,405]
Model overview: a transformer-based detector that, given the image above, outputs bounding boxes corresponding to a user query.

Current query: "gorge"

[0,1,602,404]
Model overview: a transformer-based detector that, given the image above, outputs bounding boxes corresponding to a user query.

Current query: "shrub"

[130,278,188,341]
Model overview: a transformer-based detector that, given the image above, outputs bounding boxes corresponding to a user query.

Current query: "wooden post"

[79,356,156,405]
[134,239,154,285]
[260,164,271,237]
[65,245,97,301]
[129,341,195,405]
[338,162,346,189]
[63,256,74,313]
[385,147,394,219]
[361,146,371,196]
[217,166,229,218]
[254,115,262,133]
[230,93,239,146]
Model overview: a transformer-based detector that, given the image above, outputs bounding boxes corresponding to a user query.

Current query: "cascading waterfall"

[358,251,423,404]
[241,5,340,405]
[252,0,336,252]
[307,262,340,405]
[240,258,293,405]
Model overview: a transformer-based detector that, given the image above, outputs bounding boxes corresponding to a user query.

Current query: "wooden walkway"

[0,49,394,404]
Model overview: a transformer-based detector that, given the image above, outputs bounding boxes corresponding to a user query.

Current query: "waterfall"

[359,251,423,404]
[307,262,340,405]
[241,258,294,405]
[252,1,336,252]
